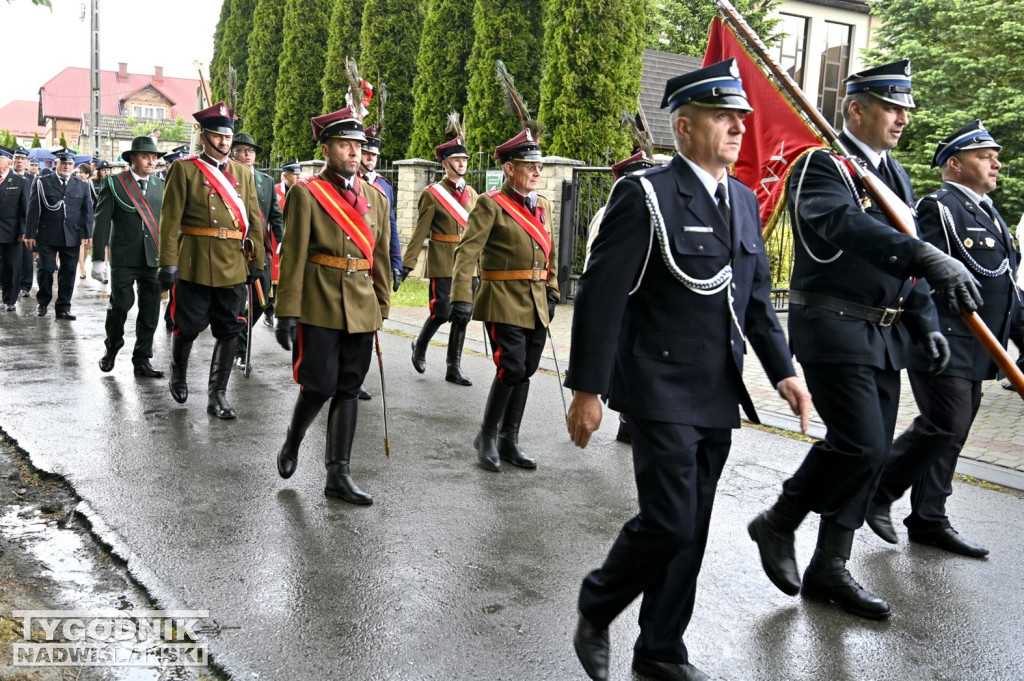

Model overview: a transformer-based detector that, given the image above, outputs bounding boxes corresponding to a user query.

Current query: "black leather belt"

[790,290,903,327]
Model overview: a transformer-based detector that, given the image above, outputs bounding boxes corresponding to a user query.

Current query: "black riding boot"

[278,392,325,479]
[207,338,238,420]
[445,322,472,386]
[169,335,193,404]
[748,494,809,596]
[497,380,536,469]
[474,377,513,472]
[324,397,372,505]
[802,521,891,620]
[411,317,443,374]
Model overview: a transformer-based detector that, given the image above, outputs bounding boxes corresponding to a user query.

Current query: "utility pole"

[90,0,101,156]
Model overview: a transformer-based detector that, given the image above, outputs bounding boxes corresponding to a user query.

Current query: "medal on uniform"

[963,238,974,248]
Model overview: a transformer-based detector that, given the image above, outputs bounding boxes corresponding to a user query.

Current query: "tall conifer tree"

[463,0,543,159]
[406,0,475,160]
[238,0,285,163]
[209,0,232,101]
[322,0,367,113]
[538,0,645,162]
[273,0,330,161]
[358,0,425,160]
[211,0,256,107]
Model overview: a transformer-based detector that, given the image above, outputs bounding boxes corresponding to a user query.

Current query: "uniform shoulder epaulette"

[484,188,502,198]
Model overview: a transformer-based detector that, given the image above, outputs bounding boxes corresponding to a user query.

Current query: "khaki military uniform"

[403,181,479,278]
[275,170,391,332]
[158,157,265,286]
[452,183,558,329]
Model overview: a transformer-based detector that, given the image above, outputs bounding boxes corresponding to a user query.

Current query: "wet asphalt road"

[1,281,1023,680]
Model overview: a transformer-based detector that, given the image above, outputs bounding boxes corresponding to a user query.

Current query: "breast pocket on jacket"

[673,229,728,258]
[632,331,701,365]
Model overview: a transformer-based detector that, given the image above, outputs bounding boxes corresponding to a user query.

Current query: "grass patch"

[392,276,429,307]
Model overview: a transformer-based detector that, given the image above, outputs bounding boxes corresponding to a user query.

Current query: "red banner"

[703,17,826,233]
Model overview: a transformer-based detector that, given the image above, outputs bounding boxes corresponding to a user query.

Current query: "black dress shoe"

[4,303,15,311]
[747,512,801,596]
[908,527,989,557]
[55,311,76,320]
[133,359,165,378]
[99,349,117,372]
[36,304,47,316]
[801,554,891,620]
[572,613,609,681]
[632,655,711,681]
[357,383,371,400]
[19,289,29,297]
[865,502,898,544]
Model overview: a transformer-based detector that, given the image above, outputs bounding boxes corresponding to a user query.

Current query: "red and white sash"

[427,182,469,227]
[189,157,250,236]
[488,189,550,263]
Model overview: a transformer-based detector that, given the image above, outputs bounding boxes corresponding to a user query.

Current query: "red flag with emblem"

[703,17,827,234]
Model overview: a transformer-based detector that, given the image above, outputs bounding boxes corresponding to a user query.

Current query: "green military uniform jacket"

[275,170,391,332]
[253,168,284,275]
[403,179,478,278]
[452,182,558,329]
[92,173,163,268]
[158,156,265,287]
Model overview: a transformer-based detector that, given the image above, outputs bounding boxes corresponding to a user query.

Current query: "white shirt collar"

[130,170,150,185]
[947,181,989,208]
[843,128,887,169]
[0,169,8,182]
[678,153,728,205]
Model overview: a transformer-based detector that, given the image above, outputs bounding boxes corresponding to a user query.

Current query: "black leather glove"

[921,331,951,376]
[402,266,413,280]
[450,301,473,327]
[911,242,983,313]
[547,290,558,321]
[246,269,259,285]
[276,317,298,351]
[392,267,403,293]
[157,265,179,291]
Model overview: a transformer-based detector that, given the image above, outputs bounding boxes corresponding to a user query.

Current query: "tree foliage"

[322,0,367,113]
[647,0,779,57]
[463,0,544,159]
[273,0,330,161]
[538,0,646,163]
[211,0,257,110]
[0,129,16,148]
[240,0,285,164]
[31,133,41,148]
[209,0,232,104]
[130,117,188,141]
[867,0,1024,224]
[358,0,424,160]
[406,0,475,160]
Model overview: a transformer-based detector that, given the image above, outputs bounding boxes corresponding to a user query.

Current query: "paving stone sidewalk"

[386,300,1024,490]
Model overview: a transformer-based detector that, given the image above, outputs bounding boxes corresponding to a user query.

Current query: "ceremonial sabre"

[374,332,391,458]
[548,330,569,422]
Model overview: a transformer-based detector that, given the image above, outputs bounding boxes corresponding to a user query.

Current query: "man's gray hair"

[841,92,877,125]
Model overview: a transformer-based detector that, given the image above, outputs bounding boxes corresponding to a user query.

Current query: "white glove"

[91,261,107,282]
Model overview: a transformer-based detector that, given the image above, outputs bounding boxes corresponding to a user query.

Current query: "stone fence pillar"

[396,158,439,278]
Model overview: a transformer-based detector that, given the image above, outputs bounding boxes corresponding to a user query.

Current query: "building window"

[774,13,808,88]
[817,21,852,129]
[131,105,166,119]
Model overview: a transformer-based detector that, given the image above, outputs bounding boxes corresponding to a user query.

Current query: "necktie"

[138,179,147,193]
[879,157,897,188]
[524,194,536,216]
[715,184,731,226]
[454,185,469,207]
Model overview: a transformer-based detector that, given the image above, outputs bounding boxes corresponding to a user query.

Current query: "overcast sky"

[3,0,221,102]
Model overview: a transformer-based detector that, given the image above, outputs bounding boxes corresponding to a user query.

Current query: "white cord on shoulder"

[638,176,746,342]
[35,176,66,214]
[792,150,845,264]
[936,201,1009,278]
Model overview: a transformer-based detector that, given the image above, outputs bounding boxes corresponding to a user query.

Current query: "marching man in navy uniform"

[274,106,391,505]
[748,61,982,620]
[450,124,558,472]
[157,102,264,420]
[566,60,810,681]
[866,121,1014,558]
[25,147,94,319]
[0,146,29,311]
[403,122,479,385]
[93,136,166,377]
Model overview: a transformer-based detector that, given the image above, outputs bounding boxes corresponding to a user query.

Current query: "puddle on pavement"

[1,505,212,680]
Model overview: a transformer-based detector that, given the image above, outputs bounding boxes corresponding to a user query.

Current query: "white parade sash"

[427,182,469,226]
[194,157,250,236]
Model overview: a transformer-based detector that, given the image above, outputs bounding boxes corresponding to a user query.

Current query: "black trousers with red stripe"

[428,277,453,322]
[487,316,547,386]
[169,279,245,342]
[292,323,373,403]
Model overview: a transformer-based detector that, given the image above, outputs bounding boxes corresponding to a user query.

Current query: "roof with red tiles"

[39,66,201,122]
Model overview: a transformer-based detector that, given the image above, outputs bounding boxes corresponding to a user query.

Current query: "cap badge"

[729,62,740,79]
[219,104,227,117]
[525,129,533,142]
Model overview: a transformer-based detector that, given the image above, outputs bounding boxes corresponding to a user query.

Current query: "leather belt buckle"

[217,227,231,240]
[344,257,360,275]
[878,307,900,327]
[531,268,546,281]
